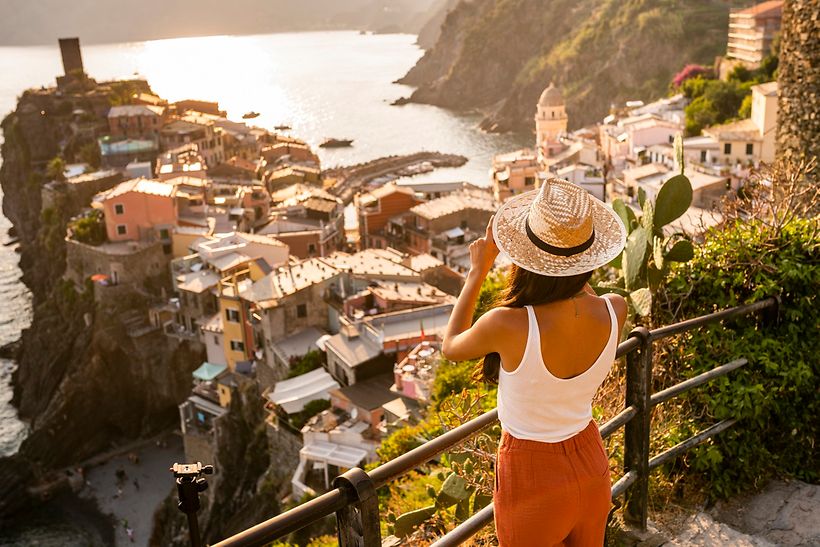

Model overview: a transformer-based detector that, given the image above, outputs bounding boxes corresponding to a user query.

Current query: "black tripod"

[171,462,214,547]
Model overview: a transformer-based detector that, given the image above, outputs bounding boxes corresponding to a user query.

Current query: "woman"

[442,178,628,546]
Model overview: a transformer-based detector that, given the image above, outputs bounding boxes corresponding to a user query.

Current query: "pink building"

[95,178,178,243]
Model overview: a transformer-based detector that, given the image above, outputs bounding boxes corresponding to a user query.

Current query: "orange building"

[356,183,422,249]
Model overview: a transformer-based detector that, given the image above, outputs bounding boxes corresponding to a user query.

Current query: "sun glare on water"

[134,35,293,124]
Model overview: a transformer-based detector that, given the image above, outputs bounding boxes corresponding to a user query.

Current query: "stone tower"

[776,0,819,168]
[58,38,84,76]
[535,82,568,149]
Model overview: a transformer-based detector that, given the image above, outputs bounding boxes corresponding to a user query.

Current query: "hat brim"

[492,189,627,277]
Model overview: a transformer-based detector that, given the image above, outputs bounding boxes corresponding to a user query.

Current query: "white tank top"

[497,299,618,443]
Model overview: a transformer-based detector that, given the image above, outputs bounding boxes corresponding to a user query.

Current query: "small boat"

[242,111,260,119]
[320,138,354,148]
[274,124,291,131]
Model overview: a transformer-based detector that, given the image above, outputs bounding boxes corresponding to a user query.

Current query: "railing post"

[623,327,651,531]
[332,467,381,547]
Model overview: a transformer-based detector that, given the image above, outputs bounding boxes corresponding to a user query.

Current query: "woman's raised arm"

[442,216,502,361]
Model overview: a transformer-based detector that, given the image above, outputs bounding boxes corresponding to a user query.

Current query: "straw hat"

[492,178,626,276]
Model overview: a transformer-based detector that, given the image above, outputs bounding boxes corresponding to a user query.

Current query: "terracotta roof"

[622,163,670,181]
[323,250,419,278]
[360,182,416,201]
[703,118,761,141]
[235,232,288,247]
[108,105,164,118]
[244,258,339,304]
[410,192,496,220]
[735,1,782,17]
[99,177,175,200]
[302,197,339,213]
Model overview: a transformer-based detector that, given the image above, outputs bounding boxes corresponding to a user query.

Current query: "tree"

[46,156,66,182]
[683,79,748,136]
[79,142,101,170]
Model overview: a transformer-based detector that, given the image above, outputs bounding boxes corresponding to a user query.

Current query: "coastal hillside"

[400,0,729,131]
[0,0,441,46]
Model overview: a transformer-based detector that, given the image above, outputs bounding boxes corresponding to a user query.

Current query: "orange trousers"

[494,420,611,546]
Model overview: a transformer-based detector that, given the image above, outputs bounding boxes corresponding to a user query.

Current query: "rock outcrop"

[149,382,298,546]
[399,0,730,132]
[0,86,201,521]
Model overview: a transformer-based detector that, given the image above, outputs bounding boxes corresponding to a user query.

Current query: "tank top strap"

[603,297,618,340]
[518,305,541,373]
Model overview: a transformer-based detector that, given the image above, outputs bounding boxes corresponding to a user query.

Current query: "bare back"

[496,294,626,378]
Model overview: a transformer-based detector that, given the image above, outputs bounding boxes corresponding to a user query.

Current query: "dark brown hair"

[475,264,593,383]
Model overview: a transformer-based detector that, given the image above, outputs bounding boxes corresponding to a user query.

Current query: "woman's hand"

[469,215,499,277]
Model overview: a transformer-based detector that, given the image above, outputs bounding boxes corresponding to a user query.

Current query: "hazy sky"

[0,0,441,46]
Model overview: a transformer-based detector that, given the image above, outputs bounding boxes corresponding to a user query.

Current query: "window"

[746,143,754,155]
[116,224,127,235]
[297,304,307,318]
[114,204,124,215]
[668,135,674,143]
[230,340,245,352]
[700,150,707,163]
[724,143,732,155]
[525,176,535,186]
[213,335,219,345]
[307,243,317,256]
[226,308,240,323]
[159,228,170,240]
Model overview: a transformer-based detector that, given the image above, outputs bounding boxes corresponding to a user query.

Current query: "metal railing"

[192,296,779,547]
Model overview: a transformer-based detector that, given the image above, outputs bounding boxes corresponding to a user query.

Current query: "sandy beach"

[80,432,184,547]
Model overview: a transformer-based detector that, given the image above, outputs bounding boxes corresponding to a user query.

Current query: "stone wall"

[776,0,820,166]
[65,237,167,287]
[41,170,122,215]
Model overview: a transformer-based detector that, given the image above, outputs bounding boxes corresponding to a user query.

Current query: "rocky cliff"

[400,0,729,132]
[149,382,308,546]
[0,87,202,519]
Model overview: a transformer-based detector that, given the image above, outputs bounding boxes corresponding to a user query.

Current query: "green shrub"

[659,218,819,496]
[377,419,445,463]
[287,350,325,379]
[288,398,331,430]
[69,211,106,246]
[683,78,750,136]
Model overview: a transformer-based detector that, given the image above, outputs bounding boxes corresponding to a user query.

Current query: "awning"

[443,227,464,239]
[300,440,368,469]
[192,362,227,381]
[268,368,340,414]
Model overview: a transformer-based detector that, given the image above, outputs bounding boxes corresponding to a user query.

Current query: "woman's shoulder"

[480,306,528,329]
[600,293,628,325]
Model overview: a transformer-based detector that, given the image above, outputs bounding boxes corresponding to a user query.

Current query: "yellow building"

[218,259,271,370]
[535,83,568,151]
[703,81,778,165]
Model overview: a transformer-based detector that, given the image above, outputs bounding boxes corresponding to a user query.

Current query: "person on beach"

[442,178,627,546]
